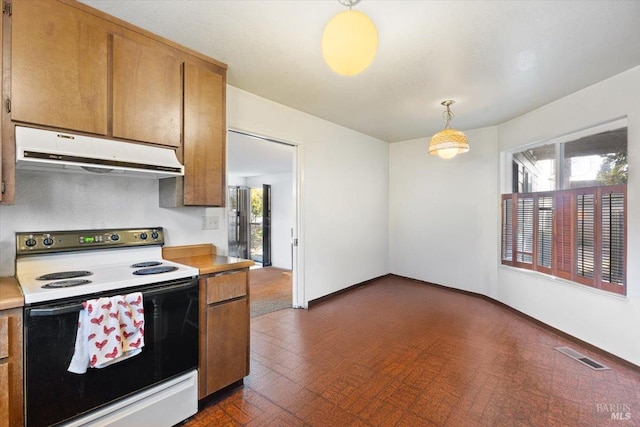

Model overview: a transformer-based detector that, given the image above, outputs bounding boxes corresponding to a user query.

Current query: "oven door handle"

[143,280,196,298]
[29,303,84,317]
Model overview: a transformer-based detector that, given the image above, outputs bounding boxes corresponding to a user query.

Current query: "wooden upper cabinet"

[112,35,182,147]
[0,2,4,204]
[183,62,225,206]
[4,0,227,206]
[11,0,108,135]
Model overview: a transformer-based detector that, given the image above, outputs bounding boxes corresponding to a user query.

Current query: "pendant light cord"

[442,102,455,129]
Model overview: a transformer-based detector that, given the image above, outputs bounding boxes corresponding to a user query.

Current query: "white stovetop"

[16,247,199,304]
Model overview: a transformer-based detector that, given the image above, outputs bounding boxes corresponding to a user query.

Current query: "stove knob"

[25,237,37,247]
[151,231,159,240]
[139,232,148,240]
[43,237,54,246]
[110,234,120,241]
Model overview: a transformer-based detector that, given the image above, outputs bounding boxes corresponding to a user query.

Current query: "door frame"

[261,183,272,267]
[227,127,305,309]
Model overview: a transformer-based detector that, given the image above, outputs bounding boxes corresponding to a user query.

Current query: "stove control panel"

[16,227,165,255]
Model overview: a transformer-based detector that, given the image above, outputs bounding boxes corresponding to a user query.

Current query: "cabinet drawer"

[206,271,247,304]
[0,316,7,359]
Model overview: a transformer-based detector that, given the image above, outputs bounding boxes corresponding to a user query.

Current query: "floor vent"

[555,346,610,371]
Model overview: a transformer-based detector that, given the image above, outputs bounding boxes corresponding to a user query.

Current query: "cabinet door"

[0,2,4,204]
[112,34,182,147]
[205,298,248,394]
[0,309,22,427]
[183,62,225,206]
[11,0,108,135]
[0,313,6,427]
[0,361,7,427]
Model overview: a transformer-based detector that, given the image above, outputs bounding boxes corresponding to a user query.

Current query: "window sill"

[498,264,628,301]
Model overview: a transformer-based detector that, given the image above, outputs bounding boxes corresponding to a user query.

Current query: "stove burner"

[42,279,92,288]
[133,266,178,275]
[131,261,163,268]
[36,271,93,281]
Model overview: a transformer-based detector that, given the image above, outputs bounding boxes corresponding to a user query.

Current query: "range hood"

[15,126,184,179]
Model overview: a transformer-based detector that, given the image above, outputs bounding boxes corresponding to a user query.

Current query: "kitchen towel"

[68,292,145,374]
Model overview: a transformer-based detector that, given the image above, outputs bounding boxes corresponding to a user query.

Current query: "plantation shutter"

[515,195,534,268]
[501,195,513,264]
[536,195,553,273]
[502,184,625,296]
[600,186,626,294]
[554,191,573,280]
[575,190,596,286]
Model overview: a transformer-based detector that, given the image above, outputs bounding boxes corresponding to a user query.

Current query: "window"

[502,120,627,295]
[512,143,555,192]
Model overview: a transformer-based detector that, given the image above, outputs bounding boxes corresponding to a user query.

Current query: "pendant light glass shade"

[322,9,378,76]
[429,100,469,159]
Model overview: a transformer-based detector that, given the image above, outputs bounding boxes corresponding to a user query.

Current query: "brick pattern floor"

[184,275,640,426]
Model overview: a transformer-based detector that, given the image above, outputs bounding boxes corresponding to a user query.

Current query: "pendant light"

[322,0,378,76]
[429,100,469,160]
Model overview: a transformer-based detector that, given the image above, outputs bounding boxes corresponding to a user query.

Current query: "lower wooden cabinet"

[0,308,23,427]
[198,269,249,399]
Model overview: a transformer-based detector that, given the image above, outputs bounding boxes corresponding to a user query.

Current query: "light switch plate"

[202,215,219,230]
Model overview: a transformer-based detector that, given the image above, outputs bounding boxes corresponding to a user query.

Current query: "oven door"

[24,278,199,427]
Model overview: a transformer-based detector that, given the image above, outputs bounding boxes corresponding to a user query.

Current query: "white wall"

[227,174,247,187]
[389,127,499,297]
[246,172,294,270]
[496,66,640,366]
[389,66,640,366]
[227,86,389,303]
[6,64,635,364]
[0,170,227,275]
[0,85,390,307]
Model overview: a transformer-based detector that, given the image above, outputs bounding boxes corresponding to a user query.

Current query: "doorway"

[250,185,271,266]
[226,129,302,314]
[228,184,272,267]
[228,186,250,260]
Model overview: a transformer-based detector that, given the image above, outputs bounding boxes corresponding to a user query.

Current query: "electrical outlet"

[202,215,219,230]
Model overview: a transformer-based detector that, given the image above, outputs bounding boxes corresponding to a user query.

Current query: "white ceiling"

[227,131,294,178]
[81,0,640,143]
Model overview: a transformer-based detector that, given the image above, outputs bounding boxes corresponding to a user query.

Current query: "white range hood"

[15,126,184,179]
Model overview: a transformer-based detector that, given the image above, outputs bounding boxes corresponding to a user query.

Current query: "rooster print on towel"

[68,292,145,374]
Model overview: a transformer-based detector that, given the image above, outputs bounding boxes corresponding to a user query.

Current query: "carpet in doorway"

[250,267,292,318]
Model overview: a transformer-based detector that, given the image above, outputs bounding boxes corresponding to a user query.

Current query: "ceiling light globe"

[428,129,469,160]
[436,148,460,160]
[322,10,378,76]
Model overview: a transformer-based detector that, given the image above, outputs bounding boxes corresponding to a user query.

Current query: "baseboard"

[307,274,392,308]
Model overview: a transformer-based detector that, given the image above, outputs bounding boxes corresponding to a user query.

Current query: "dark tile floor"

[185,275,640,426]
